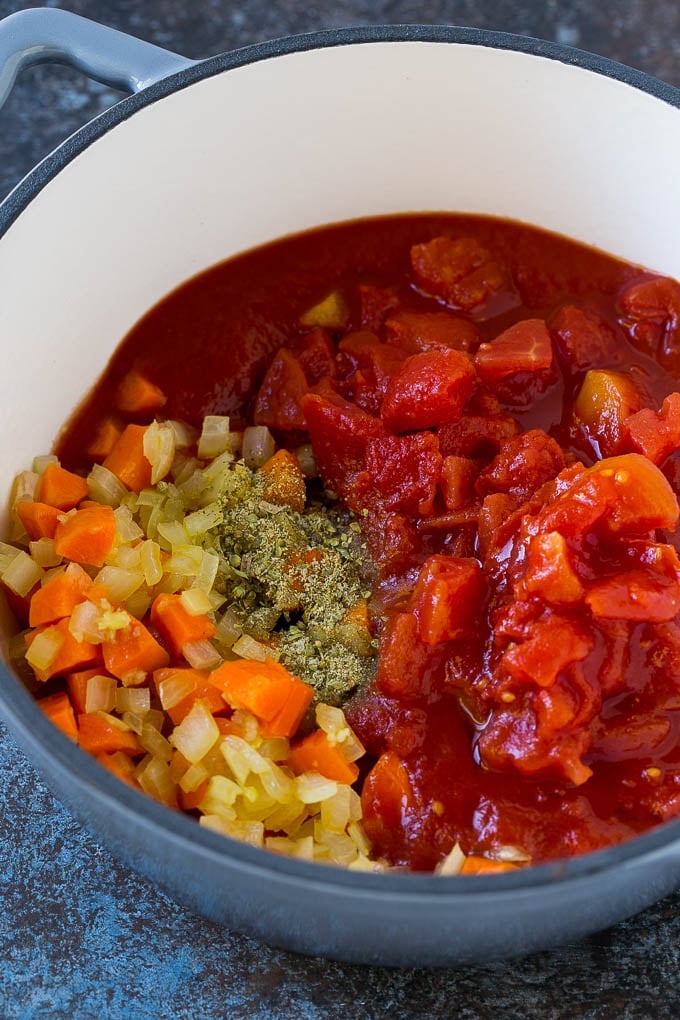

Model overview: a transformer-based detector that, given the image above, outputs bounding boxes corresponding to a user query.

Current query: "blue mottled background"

[1,2,680,1017]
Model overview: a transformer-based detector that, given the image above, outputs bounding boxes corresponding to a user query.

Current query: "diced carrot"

[26,618,102,682]
[288,729,359,784]
[16,501,61,540]
[259,676,314,739]
[153,666,224,724]
[102,424,151,492]
[102,617,170,681]
[178,779,209,811]
[67,667,105,714]
[87,418,123,461]
[37,463,89,511]
[38,691,79,743]
[116,370,167,414]
[29,562,93,627]
[96,751,139,787]
[209,657,313,737]
[150,593,216,657]
[78,713,142,755]
[459,856,520,875]
[259,449,306,513]
[53,504,116,568]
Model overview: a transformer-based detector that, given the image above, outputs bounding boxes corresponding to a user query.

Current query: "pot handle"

[0,7,196,110]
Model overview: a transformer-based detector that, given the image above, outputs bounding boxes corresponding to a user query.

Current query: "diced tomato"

[586,567,680,622]
[517,531,585,605]
[338,330,407,402]
[411,236,517,318]
[376,613,437,699]
[475,429,566,501]
[411,556,486,644]
[623,392,680,464]
[439,455,478,510]
[365,432,442,516]
[501,616,594,688]
[477,493,518,560]
[361,751,414,844]
[550,305,617,371]
[384,310,479,353]
[300,391,386,499]
[295,328,337,383]
[475,319,553,384]
[617,275,680,366]
[381,349,476,432]
[253,348,308,430]
[438,414,519,458]
[590,454,679,535]
[357,284,400,330]
[362,511,419,578]
[574,369,644,457]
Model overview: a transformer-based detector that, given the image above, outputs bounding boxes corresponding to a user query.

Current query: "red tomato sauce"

[57,215,680,870]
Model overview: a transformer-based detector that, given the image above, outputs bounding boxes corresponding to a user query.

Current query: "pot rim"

[2,22,680,899]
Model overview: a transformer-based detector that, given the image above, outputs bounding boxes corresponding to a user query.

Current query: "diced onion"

[87,463,128,506]
[95,566,144,603]
[25,626,64,671]
[166,419,197,450]
[171,700,220,763]
[115,687,151,715]
[158,671,197,711]
[69,600,105,644]
[295,444,318,478]
[143,420,176,485]
[113,505,144,544]
[182,638,222,670]
[136,755,176,806]
[2,550,44,596]
[139,722,173,762]
[295,773,338,805]
[32,454,59,475]
[197,416,232,460]
[435,842,466,876]
[179,762,210,794]
[85,674,117,714]
[140,539,163,586]
[12,470,39,507]
[231,634,271,662]
[180,587,213,616]
[28,538,61,568]
[242,426,275,469]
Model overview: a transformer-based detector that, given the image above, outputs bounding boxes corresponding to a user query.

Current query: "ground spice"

[216,462,376,704]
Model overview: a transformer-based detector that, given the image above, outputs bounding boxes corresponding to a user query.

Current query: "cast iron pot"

[1,8,680,967]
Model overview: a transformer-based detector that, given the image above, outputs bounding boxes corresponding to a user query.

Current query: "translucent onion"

[113,506,144,544]
[295,444,318,478]
[28,538,61,568]
[231,634,271,662]
[295,773,338,805]
[434,842,466,876]
[115,687,151,715]
[32,454,59,475]
[182,638,222,670]
[85,674,117,714]
[136,755,177,806]
[179,762,210,794]
[171,700,220,763]
[194,550,220,594]
[69,600,105,644]
[197,416,231,460]
[87,463,128,506]
[95,566,144,603]
[2,550,44,596]
[140,539,163,586]
[25,626,64,671]
[166,419,197,450]
[139,722,173,762]
[242,426,275,469]
[180,587,213,617]
[158,670,197,711]
[143,420,176,485]
[12,470,39,507]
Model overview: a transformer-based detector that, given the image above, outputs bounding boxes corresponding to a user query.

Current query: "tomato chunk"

[381,349,476,432]
[384,310,479,353]
[501,616,594,688]
[622,392,680,464]
[365,432,442,515]
[411,236,517,318]
[253,348,308,430]
[475,319,553,384]
[411,556,485,645]
[475,429,566,501]
[590,454,679,535]
[551,305,617,371]
[301,391,385,498]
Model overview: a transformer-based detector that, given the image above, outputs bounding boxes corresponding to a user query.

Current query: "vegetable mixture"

[6,214,680,874]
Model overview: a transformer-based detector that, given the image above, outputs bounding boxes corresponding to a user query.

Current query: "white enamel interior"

[1,39,680,490]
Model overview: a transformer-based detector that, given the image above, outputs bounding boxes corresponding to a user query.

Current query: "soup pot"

[2,8,680,967]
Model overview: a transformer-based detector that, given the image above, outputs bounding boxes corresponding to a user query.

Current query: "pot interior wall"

[0,39,678,504]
